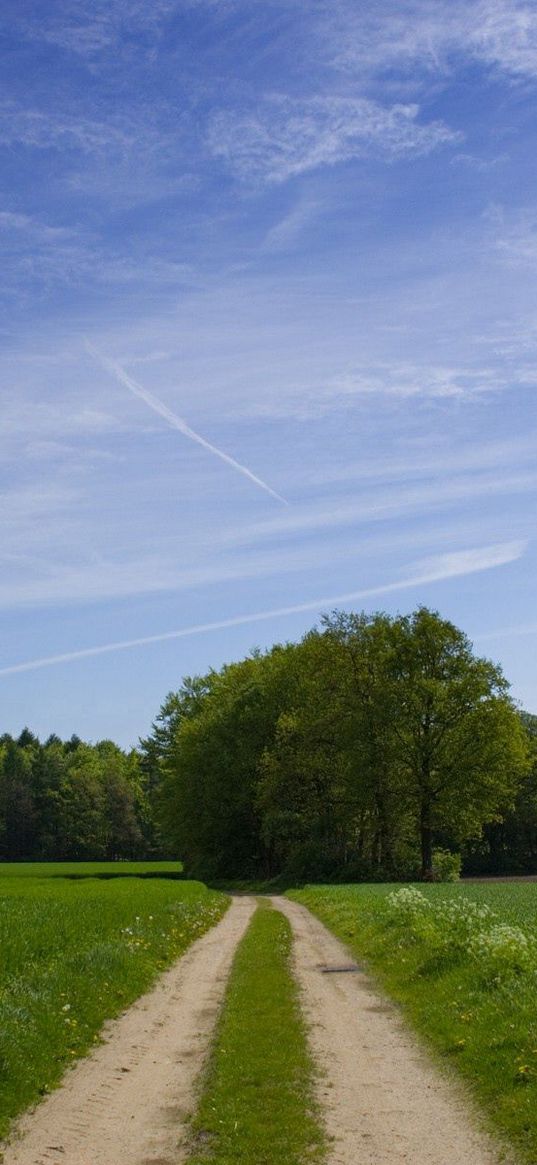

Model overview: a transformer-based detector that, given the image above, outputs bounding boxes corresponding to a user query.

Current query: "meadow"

[0,863,226,1139]
[291,882,537,1163]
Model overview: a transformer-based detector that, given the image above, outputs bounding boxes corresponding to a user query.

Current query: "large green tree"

[385,608,529,878]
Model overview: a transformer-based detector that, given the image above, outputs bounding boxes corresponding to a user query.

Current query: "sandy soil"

[1,896,255,1165]
[275,896,507,1165]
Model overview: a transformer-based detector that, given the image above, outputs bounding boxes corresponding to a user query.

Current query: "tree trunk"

[420,801,434,880]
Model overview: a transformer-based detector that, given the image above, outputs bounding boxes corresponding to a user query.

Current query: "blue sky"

[1,0,537,745]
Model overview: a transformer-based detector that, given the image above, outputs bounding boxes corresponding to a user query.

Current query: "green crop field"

[0,863,226,1140]
[0,860,183,878]
[291,882,537,1163]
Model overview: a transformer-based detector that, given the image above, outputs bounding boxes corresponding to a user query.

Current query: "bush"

[432,848,461,882]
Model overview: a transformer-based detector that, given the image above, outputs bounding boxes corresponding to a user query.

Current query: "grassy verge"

[0,873,226,1140]
[290,883,537,1163]
[186,900,325,1165]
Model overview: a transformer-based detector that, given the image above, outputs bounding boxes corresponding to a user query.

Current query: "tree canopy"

[145,607,530,881]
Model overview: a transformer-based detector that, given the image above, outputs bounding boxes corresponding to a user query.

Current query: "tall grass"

[0,870,226,1140]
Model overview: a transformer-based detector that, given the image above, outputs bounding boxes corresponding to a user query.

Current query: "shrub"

[432,848,461,882]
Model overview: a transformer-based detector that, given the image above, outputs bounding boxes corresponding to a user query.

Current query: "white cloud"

[0,210,77,242]
[324,1,537,83]
[473,0,537,77]
[223,470,537,547]
[328,362,503,400]
[0,102,139,154]
[262,199,321,251]
[0,539,524,676]
[11,1,180,58]
[491,207,537,269]
[207,95,460,183]
[286,433,537,489]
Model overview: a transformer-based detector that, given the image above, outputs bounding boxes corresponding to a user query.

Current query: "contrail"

[86,342,287,505]
[0,541,524,678]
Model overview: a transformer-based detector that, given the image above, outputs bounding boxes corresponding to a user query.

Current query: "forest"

[0,732,158,861]
[1,607,537,879]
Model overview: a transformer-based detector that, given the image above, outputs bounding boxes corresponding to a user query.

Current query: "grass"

[290,882,537,1164]
[0,865,226,1140]
[186,900,325,1165]
[0,860,183,878]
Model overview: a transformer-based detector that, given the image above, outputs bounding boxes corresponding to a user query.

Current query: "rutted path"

[1,896,256,1165]
[275,896,505,1165]
[2,894,512,1165]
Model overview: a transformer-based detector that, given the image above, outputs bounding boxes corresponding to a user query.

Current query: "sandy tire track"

[1,896,256,1165]
[274,896,508,1165]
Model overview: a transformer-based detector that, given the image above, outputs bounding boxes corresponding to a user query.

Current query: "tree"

[0,737,37,859]
[386,608,530,878]
[157,648,299,878]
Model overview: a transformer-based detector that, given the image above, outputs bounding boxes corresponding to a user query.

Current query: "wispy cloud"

[0,101,139,154]
[490,206,537,269]
[285,433,537,489]
[222,470,537,547]
[328,362,506,401]
[0,540,524,677]
[0,210,75,241]
[8,1,180,59]
[323,1,537,83]
[87,344,288,504]
[262,199,321,251]
[0,515,503,608]
[474,619,537,642]
[207,95,460,183]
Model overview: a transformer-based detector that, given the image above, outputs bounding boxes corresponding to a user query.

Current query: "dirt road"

[275,896,505,1165]
[1,896,255,1165]
[2,894,509,1165]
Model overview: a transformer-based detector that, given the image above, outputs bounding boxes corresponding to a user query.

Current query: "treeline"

[0,731,160,861]
[3,607,536,879]
[465,711,537,875]
[144,607,535,881]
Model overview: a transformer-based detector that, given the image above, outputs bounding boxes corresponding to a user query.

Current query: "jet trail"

[86,343,287,505]
[0,540,524,678]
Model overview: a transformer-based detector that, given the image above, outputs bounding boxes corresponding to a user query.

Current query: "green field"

[291,882,537,1163]
[0,860,183,878]
[0,862,226,1139]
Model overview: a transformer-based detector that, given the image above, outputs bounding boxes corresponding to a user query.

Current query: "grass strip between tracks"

[186,899,325,1165]
[291,883,537,1164]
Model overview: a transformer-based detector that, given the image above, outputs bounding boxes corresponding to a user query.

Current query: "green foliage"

[156,649,299,879]
[291,883,537,1163]
[150,607,529,881]
[464,712,537,874]
[432,847,461,881]
[187,901,324,1165]
[0,731,159,862]
[0,868,226,1139]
